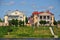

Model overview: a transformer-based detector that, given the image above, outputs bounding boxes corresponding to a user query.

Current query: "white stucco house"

[32,10,54,26]
[4,10,26,25]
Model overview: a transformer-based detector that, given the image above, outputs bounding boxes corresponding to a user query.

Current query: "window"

[40,16,42,19]
[8,16,19,19]
[20,16,22,18]
[47,16,50,19]
[43,16,46,19]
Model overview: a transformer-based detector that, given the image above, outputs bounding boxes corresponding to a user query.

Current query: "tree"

[57,20,60,24]
[0,18,3,22]
[8,20,11,26]
[9,19,18,26]
[9,19,15,26]
[14,19,18,26]
[11,19,15,25]
[39,20,46,25]
[19,20,24,26]
[25,17,28,24]
[43,21,46,25]
[53,20,57,25]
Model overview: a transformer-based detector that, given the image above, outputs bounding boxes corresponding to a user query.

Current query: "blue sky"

[0,0,60,21]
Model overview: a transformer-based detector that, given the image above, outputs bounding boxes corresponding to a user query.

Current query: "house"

[27,16,34,26]
[32,10,54,26]
[4,10,26,25]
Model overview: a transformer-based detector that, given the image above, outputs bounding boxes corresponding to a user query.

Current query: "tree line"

[39,20,60,26]
[8,17,28,26]
[0,18,60,26]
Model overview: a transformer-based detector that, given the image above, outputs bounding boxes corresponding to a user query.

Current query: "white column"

[4,16,9,26]
[46,16,47,21]
[42,16,43,20]
[37,16,40,26]
[51,16,54,26]
[4,16,8,23]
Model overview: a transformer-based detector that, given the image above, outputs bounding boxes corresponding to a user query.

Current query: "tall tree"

[25,17,28,24]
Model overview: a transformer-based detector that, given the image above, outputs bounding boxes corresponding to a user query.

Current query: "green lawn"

[0,26,59,38]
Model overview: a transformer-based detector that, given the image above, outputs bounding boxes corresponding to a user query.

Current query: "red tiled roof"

[32,11,39,15]
[32,11,54,15]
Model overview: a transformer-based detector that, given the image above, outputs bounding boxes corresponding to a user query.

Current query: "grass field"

[0,26,59,38]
